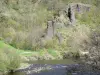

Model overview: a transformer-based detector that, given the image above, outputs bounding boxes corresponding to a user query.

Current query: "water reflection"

[27,59,79,64]
[6,59,80,75]
[7,72,25,75]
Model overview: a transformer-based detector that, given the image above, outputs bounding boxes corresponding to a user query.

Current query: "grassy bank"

[0,40,64,73]
[0,41,63,60]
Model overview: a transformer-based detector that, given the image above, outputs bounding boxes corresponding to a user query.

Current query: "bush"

[0,0,54,50]
[0,48,21,72]
[44,38,59,49]
[2,27,16,44]
[11,31,27,49]
[51,24,91,53]
[78,6,100,29]
[24,27,44,50]
[0,0,100,52]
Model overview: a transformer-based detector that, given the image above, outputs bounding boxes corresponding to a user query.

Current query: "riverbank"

[0,41,62,60]
[0,41,88,71]
[0,41,63,73]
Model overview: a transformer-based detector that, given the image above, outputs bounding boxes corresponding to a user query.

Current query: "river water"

[7,60,100,75]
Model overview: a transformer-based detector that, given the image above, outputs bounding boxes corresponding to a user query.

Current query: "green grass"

[47,49,58,57]
[0,41,60,58]
[0,41,33,56]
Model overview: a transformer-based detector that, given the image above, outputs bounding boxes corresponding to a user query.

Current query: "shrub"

[11,31,27,49]
[0,0,100,52]
[0,0,54,50]
[0,48,21,72]
[44,38,59,49]
[55,24,91,52]
[2,27,16,44]
[24,27,44,50]
[78,6,100,29]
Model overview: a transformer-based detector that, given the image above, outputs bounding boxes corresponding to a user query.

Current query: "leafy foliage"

[0,0,100,65]
[0,48,21,72]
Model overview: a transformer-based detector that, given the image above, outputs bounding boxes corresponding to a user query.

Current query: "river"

[7,60,100,75]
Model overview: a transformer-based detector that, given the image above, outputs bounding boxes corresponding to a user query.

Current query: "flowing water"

[7,59,100,75]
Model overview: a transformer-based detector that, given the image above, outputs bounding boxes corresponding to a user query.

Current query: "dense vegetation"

[0,42,21,73]
[0,0,100,50]
[0,0,100,73]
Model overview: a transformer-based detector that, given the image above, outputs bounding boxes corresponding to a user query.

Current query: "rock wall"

[67,3,91,25]
[46,20,55,40]
[43,20,63,44]
[70,3,91,13]
[41,3,91,45]
[68,6,76,25]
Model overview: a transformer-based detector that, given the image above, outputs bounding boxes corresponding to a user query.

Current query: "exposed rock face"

[45,20,55,40]
[70,3,91,13]
[68,6,76,25]
[56,32,63,44]
[67,3,91,25]
[41,3,91,45]
[44,20,63,44]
